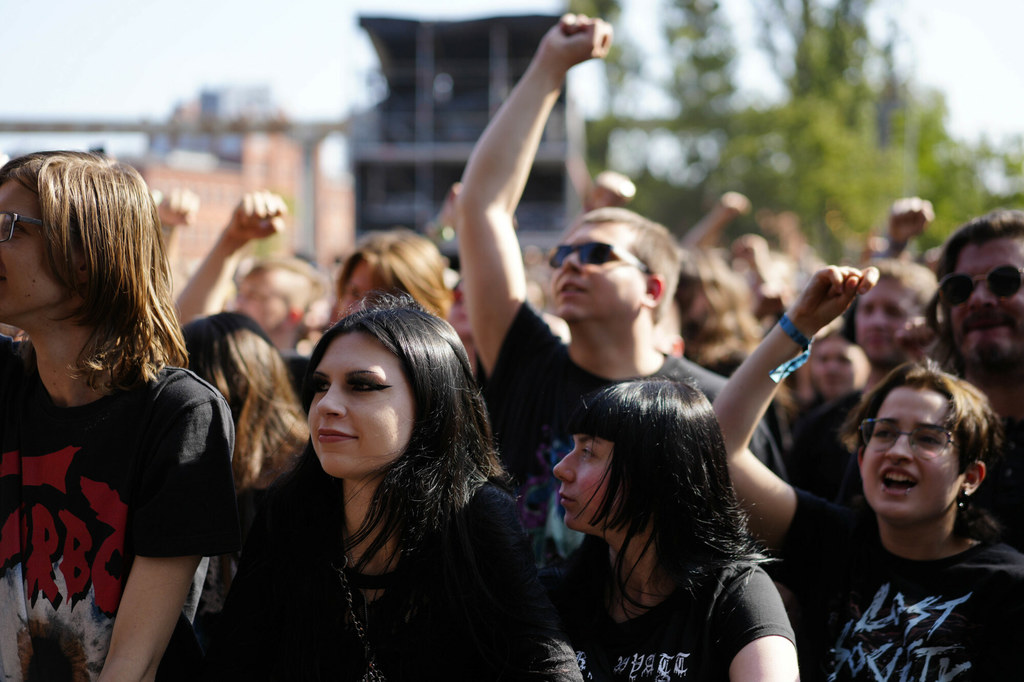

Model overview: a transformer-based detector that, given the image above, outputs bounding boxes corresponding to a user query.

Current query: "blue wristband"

[770,314,812,383]
[778,313,811,350]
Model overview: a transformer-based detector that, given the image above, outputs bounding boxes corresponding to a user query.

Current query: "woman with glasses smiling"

[712,265,1024,681]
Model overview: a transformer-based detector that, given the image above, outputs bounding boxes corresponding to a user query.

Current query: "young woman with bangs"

[544,379,798,681]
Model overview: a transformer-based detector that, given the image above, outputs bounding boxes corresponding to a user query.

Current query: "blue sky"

[2,0,1021,158]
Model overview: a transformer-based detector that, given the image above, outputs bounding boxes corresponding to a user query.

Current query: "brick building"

[132,87,353,286]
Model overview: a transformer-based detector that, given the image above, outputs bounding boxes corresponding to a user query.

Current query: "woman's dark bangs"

[568,387,628,442]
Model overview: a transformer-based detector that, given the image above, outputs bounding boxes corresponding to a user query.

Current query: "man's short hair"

[577,207,680,322]
[242,256,328,313]
[870,257,937,310]
[927,209,1024,374]
[0,151,186,390]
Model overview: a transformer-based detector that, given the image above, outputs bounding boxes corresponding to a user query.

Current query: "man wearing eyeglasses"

[928,209,1024,551]
[0,152,239,680]
[456,14,782,563]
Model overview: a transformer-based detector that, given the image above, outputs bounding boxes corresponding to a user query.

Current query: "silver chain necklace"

[335,555,387,682]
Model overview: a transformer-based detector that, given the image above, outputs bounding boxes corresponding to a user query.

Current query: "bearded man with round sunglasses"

[928,209,1024,551]
[456,13,783,564]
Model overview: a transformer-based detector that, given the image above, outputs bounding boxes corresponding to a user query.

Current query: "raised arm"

[714,266,877,549]
[882,196,934,259]
[681,191,750,249]
[175,191,287,323]
[455,14,612,374]
[153,187,201,297]
[155,187,200,269]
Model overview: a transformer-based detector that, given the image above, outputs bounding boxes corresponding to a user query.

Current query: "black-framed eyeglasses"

[548,241,649,273]
[0,212,44,243]
[859,418,954,459]
[938,265,1024,306]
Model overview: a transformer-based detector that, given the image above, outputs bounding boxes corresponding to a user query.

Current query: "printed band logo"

[831,581,973,681]
[613,652,690,681]
[1,448,129,616]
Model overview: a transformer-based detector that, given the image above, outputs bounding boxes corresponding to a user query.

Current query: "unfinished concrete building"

[352,14,581,256]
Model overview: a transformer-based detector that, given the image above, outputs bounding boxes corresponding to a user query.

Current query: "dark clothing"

[973,417,1024,552]
[776,489,1024,681]
[0,336,240,681]
[485,304,784,562]
[203,482,582,681]
[544,540,794,681]
[195,486,271,652]
[788,390,862,503]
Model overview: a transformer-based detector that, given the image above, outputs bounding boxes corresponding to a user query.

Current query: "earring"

[957,489,970,511]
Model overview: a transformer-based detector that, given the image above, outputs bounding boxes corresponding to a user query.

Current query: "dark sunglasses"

[548,241,649,273]
[938,265,1024,305]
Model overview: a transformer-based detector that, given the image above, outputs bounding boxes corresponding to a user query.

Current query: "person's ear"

[961,460,986,496]
[643,274,665,310]
[856,445,865,469]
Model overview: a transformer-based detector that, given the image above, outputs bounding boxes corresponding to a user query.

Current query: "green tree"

[569,0,1020,260]
[714,0,897,259]
[714,95,898,260]
[756,0,874,108]
[573,0,742,233]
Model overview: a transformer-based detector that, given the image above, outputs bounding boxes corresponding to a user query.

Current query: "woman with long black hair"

[545,379,798,681]
[203,297,580,681]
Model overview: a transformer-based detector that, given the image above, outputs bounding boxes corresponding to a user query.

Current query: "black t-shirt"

[0,336,240,681]
[545,549,794,681]
[788,390,862,503]
[973,417,1024,552]
[203,482,582,681]
[778,489,1024,681]
[485,304,784,562]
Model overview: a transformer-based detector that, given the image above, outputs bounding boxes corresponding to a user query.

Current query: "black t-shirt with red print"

[0,335,239,681]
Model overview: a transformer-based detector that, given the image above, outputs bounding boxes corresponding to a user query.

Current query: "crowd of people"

[3,12,1024,682]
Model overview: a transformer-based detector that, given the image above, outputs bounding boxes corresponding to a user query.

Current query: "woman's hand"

[787,265,878,339]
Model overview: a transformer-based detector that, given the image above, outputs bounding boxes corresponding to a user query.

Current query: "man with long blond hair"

[0,151,239,680]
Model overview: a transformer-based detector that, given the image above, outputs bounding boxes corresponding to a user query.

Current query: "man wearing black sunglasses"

[927,209,1024,552]
[456,14,782,564]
